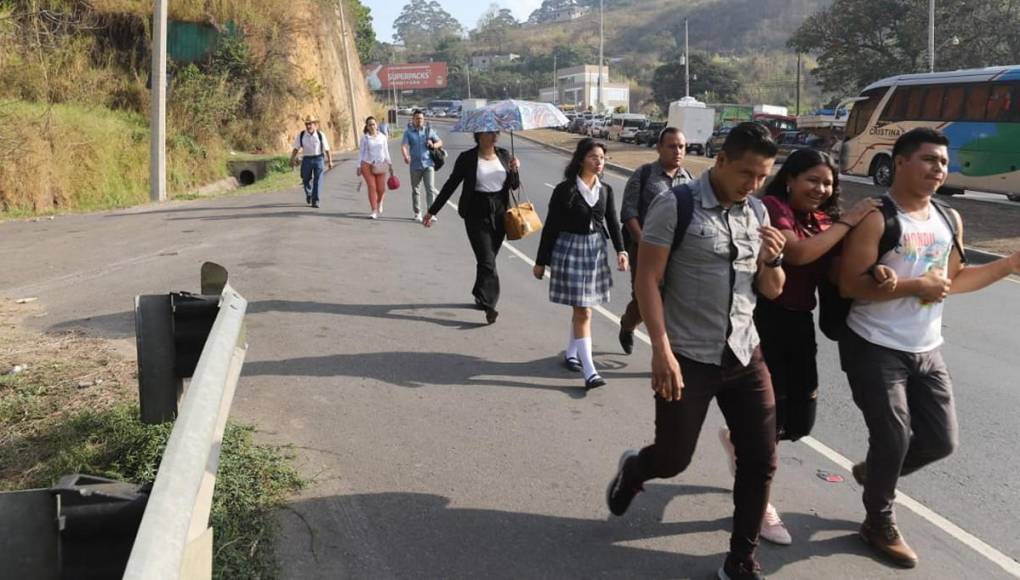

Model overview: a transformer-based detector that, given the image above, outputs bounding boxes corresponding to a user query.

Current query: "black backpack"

[298,130,324,152]
[622,164,695,247]
[817,195,966,341]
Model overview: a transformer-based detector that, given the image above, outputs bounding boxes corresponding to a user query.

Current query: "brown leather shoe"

[860,520,918,568]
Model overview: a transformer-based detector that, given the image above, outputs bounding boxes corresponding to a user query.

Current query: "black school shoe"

[485,308,499,324]
[563,356,582,372]
[585,374,606,389]
[718,555,765,580]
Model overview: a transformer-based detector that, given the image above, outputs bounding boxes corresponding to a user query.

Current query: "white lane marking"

[448,198,1020,577]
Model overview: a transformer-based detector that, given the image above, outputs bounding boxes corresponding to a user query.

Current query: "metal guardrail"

[123,266,248,579]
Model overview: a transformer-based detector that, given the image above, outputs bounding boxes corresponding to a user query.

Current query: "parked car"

[776,130,835,163]
[588,117,609,138]
[397,106,414,115]
[706,127,731,157]
[635,121,666,147]
[607,113,647,142]
[568,116,587,133]
[617,118,649,143]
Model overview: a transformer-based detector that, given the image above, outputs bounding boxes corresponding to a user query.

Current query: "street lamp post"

[150,0,168,202]
[598,0,604,113]
[929,0,935,72]
[684,17,690,98]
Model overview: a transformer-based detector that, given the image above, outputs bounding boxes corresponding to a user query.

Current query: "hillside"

[500,0,833,110]
[0,0,376,215]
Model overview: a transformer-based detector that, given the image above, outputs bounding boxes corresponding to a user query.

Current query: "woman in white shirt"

[359,116,393,219]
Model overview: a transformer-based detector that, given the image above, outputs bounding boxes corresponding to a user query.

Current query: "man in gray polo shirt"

[606,122,786,580]
[617,127,693,354]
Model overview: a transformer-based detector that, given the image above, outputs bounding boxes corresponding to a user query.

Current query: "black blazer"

[429,146,520,218]
[536,178,625,266]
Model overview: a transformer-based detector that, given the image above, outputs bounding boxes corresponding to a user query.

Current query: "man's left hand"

[757,225,786,264]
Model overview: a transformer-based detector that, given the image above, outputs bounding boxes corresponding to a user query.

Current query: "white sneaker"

[370,211,378,219]
[760,503,792,545]
[414,213,423,223]
[431,215,438,223]
[718,428,736,477]
[378,202,384,215]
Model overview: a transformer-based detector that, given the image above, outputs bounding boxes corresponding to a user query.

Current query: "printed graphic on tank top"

[847,202,953,354]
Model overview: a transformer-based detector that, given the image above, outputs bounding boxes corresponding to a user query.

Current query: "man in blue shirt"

[401,109,443,222]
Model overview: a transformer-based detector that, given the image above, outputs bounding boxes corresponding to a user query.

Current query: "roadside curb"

[512,131,1008,266]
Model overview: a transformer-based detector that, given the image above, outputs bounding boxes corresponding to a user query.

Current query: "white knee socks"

[577,336,598,378]
[566,328,578,360]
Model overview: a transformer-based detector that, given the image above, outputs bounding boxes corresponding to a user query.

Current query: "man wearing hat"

[290,115,333,208]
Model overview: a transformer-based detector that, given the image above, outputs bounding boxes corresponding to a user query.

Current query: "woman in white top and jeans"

[359,116,392,219]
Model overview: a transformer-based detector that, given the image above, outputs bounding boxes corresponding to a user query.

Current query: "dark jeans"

[620,239,642,332]
[754,298,818,441]
[464,191,508,310]
[300,155,325,203]
[631,347,777,561]
[839,329,957,525]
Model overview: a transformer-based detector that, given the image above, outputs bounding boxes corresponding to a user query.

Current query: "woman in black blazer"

[533,138,627,389]
[423,131,520,324]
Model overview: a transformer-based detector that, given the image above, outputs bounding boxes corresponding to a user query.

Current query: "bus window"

[943,86,965,119]
[845,87,887,139]
[986,85,1012,122]
[905,87,925,119]
[922,86,945,120]
[881,89,908,122]
[964,85,991,120]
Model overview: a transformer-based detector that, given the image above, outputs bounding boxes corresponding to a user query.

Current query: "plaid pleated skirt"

[549,232,613,307]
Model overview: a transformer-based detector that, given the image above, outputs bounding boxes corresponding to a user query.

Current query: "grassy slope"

[0,100,227,216]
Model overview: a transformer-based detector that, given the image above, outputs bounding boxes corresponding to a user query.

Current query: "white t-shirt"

[476,156,506,192]
[293,130,330,156]
[359,133,391,165]
[847,202,954,353]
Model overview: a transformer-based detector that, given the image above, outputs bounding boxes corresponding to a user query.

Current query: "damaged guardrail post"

[124,262,247,579]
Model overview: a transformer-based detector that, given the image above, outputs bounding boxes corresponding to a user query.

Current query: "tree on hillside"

[346,0,377,64]
[522,45,591,75]
[393,0,464,52]
[790,0,1020,95]
[651,52,741,110]
[473,4,519,53]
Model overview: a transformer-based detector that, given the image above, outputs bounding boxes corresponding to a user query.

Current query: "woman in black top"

[533,138,627,389]
[423,131,520,324]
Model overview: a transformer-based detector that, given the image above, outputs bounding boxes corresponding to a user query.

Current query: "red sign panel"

[363,63,448,91]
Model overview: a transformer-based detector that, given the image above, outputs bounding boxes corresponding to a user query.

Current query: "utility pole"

[929,0,935,72]
[150,0,167,202]
[598,0,604,113]
[684,17,690,98]
[796,52,801,115]
[466,63,472,98]
[553,53,558,104]
[337,0,360,147]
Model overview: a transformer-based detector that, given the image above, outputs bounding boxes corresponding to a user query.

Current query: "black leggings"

[754,298,819,442]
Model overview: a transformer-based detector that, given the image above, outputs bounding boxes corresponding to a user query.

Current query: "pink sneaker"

[760,503,792,545]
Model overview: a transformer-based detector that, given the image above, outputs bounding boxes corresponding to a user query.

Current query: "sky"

[360,0,543,47]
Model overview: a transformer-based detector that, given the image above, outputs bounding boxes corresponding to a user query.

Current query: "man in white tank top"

[838,128,1020,569]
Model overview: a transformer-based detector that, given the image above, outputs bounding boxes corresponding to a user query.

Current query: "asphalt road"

[1,126,1018,579]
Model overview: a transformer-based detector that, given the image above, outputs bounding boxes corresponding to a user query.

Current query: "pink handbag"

[387,175,400,190]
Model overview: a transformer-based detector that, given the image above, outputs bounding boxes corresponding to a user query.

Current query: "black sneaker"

[606,449,642,516]
[485,308,499,324]
[718,555,765,580]
[618,328,634,355]
[306,195,311,205]
[311,202,319,208]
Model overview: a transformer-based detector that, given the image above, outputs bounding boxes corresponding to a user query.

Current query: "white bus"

[840,65,1020,200]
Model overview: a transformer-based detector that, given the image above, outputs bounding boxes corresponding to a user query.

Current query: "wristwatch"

[764,253,784,268]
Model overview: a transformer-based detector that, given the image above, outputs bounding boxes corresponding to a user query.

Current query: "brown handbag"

[504,185,542,240]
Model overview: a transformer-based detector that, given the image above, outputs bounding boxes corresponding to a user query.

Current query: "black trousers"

[464,191,508,310]
[631,347,777,561]
[754,298,819,441]
[620,238,642,331]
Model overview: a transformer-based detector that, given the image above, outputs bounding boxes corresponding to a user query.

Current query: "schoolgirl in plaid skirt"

[534,139,628,389]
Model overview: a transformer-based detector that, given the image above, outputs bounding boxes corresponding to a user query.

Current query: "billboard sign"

[363,63,448,91]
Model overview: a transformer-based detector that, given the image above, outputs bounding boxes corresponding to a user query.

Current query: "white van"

[607,113,647,142]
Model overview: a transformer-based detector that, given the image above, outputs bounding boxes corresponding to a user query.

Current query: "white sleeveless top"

[846,201,954,353]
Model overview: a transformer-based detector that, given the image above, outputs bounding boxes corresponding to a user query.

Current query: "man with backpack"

[605,122,786,580]
[290,115,332,208]
[617,127,693,354]
[838,127,1020,569]
[401,109,444,222]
